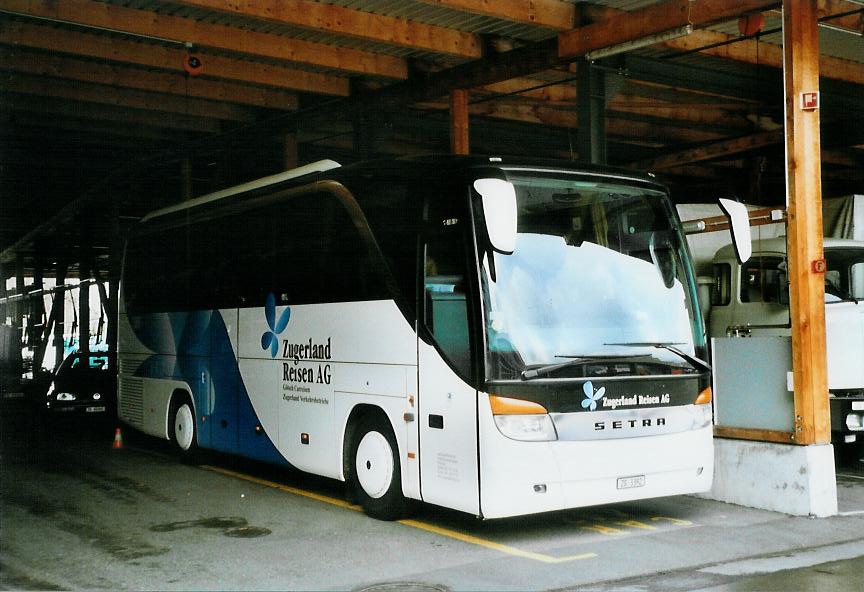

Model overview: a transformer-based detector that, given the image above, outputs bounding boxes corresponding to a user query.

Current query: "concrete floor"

[1,398,862,591]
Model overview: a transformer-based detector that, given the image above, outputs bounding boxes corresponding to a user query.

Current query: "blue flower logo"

[260,293,291,358]
[581,381,605,411]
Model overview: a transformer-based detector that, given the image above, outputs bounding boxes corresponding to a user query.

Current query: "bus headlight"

[489,395,558,442]
[494,414,557,441]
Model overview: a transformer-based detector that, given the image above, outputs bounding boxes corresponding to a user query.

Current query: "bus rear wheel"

[170,396,199,462]
[350,414,408,520]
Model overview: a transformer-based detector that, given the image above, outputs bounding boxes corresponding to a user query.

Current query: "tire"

[349,414,408,520]
[170,395,199,463]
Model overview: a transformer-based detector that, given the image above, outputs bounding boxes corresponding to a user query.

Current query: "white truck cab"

[707,236,864,454]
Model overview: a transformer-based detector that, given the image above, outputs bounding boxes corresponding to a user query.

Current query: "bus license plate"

[86,406,106,413]
[617,475,645,490]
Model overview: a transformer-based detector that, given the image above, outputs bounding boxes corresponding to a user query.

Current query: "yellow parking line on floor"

[202,465,596,564]
[397,519,596,564]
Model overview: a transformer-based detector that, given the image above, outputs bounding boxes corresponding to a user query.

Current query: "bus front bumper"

[478,412,714,519]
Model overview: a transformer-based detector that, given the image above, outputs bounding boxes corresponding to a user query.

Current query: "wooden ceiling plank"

[1,74,256,121]
[0,49,298,110]
[0,20,350,96]
[412,0,575,31]
[2,0,407,79]
[173,0,481,58]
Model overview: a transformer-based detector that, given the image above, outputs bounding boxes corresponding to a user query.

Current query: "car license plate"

[617,475,645,490]
[86,406,106,413]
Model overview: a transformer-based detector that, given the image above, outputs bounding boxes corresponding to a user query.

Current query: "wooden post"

[54,261,67,369]
[0,263,7,324]
[283,133,298,170]
[783,0,830,445]
[30,258,45,361]
[79,259,90,357]
[181,156,193,201]
[107,201,121,373]
[15,255,25,334]
[450,89,469,155]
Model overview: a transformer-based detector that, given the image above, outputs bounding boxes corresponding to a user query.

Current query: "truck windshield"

[480,171,701,381]
[825,247,864,302]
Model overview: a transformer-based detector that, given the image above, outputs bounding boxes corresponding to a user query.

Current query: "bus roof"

[138,155,667,224]
[141,159,341,222]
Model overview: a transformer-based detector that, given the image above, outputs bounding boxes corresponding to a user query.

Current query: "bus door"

[417,208,480,515]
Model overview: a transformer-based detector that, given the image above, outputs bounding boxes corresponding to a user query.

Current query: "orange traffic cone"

[112,427,123,449]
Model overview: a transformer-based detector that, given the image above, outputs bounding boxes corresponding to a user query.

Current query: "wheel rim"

[174,403,195,451]
[355,431,394,499]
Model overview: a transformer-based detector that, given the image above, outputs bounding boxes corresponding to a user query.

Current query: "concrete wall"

[700,438,837,517]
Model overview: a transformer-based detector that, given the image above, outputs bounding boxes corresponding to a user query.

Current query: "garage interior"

[1,0,863,525]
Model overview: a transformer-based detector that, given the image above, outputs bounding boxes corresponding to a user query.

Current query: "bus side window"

[423,235,471,378]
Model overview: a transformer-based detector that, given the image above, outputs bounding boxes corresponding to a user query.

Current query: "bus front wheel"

[170,396,199,462]
[349,414,407,520]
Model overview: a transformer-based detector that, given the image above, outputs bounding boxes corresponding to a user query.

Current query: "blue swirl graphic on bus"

[260,293,291,358]
[581,381,605,411]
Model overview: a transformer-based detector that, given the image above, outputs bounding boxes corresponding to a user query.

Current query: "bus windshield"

[480,172,701,381]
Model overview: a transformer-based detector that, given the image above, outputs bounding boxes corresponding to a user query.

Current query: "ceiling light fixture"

[585,24,694,61]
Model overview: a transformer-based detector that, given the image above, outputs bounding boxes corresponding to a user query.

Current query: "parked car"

[46,353,116,416]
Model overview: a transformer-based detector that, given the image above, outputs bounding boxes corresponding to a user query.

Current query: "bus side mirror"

[474,178,517,254]
[718,198,752,264]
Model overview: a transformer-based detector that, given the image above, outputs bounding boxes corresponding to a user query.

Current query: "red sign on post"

[811,258,827,274]
[800,91,819,111]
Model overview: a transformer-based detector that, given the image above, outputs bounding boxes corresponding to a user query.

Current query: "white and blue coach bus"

[118,156,747,520]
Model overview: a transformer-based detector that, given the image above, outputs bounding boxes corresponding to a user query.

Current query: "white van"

[708,237,864,456]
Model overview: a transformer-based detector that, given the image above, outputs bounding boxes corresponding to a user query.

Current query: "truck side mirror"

[718,198,752,264]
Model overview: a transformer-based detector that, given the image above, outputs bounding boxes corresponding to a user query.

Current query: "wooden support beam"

[481,79,753,130]
[419,98,726,145]
[771,1,864,35]
[7,113,191,143]
[2,0,407,79]
[714,426,796,444]
[817,0,864,33]
[783,0,830,446]
[450,89,470,155]
[0,20,350,96]
[413,0,576,30]
[0,50,299,110]
[558,0,779,59]
[629,130,783,170]
[173,0,481,58]
[1,74,255,122]
[2,93,222,134]
[581,4,863,85]
[664,28,864,85]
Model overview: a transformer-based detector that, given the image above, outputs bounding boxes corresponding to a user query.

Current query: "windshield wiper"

[603,341,711,373]
[520,354,651,380]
